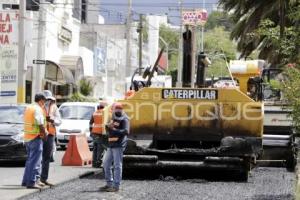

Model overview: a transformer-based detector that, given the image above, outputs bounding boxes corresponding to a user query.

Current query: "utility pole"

[176,0,183,87]
[126,0,132,77]
[138,14,143,75]
[190,26,196,88]
[34,0,46,97]
[17,0,26,103]
[201,0,205,52]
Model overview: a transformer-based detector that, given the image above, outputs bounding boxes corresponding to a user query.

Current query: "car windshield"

[59,105,95,120]
[0,106,25,124]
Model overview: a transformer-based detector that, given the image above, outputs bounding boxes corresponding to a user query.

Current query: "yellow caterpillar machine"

[102,44,265,181]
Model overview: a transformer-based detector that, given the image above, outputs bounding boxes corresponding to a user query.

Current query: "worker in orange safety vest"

[40,90,61,186]
[22,93,47,189]
[89,103,106,168]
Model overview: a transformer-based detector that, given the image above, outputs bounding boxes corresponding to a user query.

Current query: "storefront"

[43,60,75,105]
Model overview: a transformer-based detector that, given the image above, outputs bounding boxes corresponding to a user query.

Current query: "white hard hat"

[43,90,56,101]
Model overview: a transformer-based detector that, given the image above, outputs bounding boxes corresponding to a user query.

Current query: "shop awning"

[59,55,84,80]
[45,60,75,84]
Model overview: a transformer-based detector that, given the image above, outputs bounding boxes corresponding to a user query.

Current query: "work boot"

[36,180,45,187]
[99,185,111,191]
[41,180,54,187]
[105,187,119,192]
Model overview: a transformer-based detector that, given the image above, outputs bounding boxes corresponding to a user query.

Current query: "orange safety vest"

[24,105,46,142]
[91,109,103,134]
[46,103,56,135]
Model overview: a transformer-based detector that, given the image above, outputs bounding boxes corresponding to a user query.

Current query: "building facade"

[0,0,94,104]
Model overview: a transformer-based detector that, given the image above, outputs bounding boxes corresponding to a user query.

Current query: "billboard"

[182,9,208,26]
[95,47,106,74]
[0,45,18,103]
[0,10,18,104]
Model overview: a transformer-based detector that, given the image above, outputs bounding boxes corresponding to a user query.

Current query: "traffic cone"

[62,134,92,166]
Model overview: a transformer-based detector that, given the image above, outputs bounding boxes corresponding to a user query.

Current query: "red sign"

[0,11,18,45]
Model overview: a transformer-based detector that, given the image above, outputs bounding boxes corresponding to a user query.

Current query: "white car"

[56,102,98,149]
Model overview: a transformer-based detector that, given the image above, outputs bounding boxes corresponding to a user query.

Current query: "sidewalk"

[0,151,100,200]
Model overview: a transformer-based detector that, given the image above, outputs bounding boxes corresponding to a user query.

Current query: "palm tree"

[218,0,298,64]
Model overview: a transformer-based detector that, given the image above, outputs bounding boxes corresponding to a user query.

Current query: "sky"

[99,0,219,25]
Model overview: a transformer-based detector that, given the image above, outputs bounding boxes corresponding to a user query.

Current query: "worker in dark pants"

[100,103,129,192]
[90,103,106,168]
[40,90,61,186]
[22,93,47,189]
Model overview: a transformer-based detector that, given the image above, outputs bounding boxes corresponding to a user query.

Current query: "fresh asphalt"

[19,166,296,200]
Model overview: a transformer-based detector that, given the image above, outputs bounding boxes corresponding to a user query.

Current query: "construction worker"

[100,103,129,192]
[89,103,106,168]
[40,90,61,186]
[22,93,47,189]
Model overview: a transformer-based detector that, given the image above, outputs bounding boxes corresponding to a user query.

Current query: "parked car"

[0,104,27,162]
[56,102,98,149]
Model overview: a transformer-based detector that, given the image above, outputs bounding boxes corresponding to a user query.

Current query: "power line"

[41,2,218,6]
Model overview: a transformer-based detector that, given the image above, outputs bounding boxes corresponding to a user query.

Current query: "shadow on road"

[82,168,248,182]
[122,168,248,182]
[0,161,25,167]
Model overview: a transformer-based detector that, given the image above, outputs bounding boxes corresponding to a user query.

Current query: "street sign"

[0,91,16,97]
[182,9,208,26]
[33,59,47,64]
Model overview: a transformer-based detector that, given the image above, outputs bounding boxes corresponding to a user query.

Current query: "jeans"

[41,135,54,182]
[103,147,123,188]
[92,134,105,167]
[22,137,43,187]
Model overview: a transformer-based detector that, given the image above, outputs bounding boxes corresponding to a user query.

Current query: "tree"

[202,27,237,77]
[274,6,300,132]
[160,25,238,82]
[68,78,97,102]
[159,24,179,73]
[205,11,234,31]
[218,0,299,64]
[281,64,300,132]
[79,78,93,96]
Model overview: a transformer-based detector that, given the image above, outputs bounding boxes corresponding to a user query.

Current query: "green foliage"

[219,0,299,65]
[281,65,300,132]
[167,69,178,87]
[269,79,281,90]
[205,11,234,31]
[203,27,237,61]
[162,26,237,82]
[68,78,97,102]
[159,24,180,80]
[202,27,237,78]
[79,78,93,96]
[159,24,179,51]
[257,19,300,64]
[206,58,230,78]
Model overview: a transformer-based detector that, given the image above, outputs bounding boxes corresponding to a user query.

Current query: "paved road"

[0,151,98,200]
[20,167,296,200]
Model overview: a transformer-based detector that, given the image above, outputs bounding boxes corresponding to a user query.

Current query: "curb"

[18,169,101,199]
